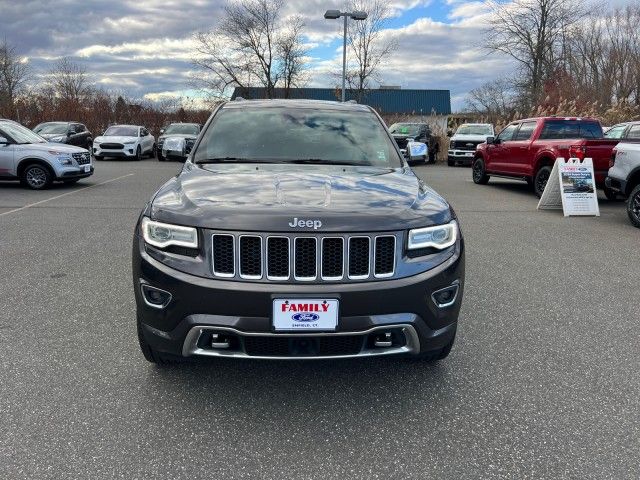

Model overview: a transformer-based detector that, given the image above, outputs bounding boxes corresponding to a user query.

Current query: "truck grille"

[450,140,482,151]
[72,152,91,165]
[211,232,397,282]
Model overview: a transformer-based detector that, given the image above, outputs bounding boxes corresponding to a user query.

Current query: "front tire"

[428,149,436,164]
[534,166,552,197]
[472,158,490,184]
[21,164,53,190]
[94,155,103,161]
[135,146,142,161]
[627,185,640,228]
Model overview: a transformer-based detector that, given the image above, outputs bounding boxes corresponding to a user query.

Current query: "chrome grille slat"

[211,232,396,283]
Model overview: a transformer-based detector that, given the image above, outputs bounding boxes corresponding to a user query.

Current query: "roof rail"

[234,96,244,101]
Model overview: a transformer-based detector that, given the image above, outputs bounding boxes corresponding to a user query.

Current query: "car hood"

[95,136,138,143]
[160,134,198,140]
[24,142,87,154]
[451,134,492,142]
[148,164,452,232]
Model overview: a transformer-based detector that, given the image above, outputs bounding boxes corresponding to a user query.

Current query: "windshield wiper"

[290,158,362,166]
[195,157,282,164]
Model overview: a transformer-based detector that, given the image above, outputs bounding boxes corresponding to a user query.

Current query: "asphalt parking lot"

[1,159,638,479]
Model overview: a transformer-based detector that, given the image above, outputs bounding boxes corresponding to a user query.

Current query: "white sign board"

[537,158,600,216]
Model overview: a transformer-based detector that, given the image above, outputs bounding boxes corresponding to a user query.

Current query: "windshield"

[34,123,68,135]
[456,125,493,136]
[104,126,138,137]
[164,124,199,135]
[0,121,46,144]
[388,123,422,137]
[193,107,403,167]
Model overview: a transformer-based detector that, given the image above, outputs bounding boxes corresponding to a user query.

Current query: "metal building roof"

[231,87,451,115]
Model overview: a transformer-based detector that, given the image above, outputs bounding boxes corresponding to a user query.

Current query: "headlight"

[141,217,198,249]
[408,220,457,250]
[123,140,136,145]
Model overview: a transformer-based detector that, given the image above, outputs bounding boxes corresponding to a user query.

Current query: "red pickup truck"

[472,117,619,197]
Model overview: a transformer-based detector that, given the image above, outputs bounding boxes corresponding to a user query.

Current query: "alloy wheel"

[26,166,48,188]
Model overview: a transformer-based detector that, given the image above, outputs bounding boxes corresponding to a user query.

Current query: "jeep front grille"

[211,232,397,283]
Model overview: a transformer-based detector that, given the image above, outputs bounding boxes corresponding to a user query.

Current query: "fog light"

[431,283,459,308]
[141,284,172,309]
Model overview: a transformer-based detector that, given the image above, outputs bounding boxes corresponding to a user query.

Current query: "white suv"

[0,119,93,189]
[93,125,155,161]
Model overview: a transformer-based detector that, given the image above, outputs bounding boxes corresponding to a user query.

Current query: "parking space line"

[0,173,135,217]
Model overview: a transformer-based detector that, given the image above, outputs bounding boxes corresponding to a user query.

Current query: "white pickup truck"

[447,123,494,166]
[606,142,640,227]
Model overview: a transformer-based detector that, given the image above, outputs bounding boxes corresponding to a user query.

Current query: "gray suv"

[133,99,464,364]
[0,119,93,189]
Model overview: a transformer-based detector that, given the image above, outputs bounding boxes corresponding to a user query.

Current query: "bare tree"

[49,57,90,102]
[192,0,307,99]
[485,0,585,109]
[277,16,308,97]
[465,79,518,123]
[0,40,31,118]
[343,0,397,102]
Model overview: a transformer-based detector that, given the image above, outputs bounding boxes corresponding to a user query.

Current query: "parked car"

[0,119,93,189]
[448,123,494,166]
[388,122,439,163]
[606,142,640,227]
[603,121,640,141]
[472,117,619,197]
[93,125,155,161]
[133,99,464,364]
[157,123,201,162]
[33,121,93,150]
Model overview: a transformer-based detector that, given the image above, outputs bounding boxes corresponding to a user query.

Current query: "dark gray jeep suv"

[133,99,464,363]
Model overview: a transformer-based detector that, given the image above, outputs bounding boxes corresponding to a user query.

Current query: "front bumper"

[605,175,627,195]
[94,146,136,157]
[448,150,476,165]
[133,235,465,360]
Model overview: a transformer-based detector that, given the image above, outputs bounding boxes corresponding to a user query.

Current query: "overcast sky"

[0,0,634,110]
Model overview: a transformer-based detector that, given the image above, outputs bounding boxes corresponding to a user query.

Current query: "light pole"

[324,9,368,102]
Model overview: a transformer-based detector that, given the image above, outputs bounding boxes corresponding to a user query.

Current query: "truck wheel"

[534,166,552,197]
[428,150,436,164]
[447,158,454,167]
[137,318,185,365]
[472,158,490,184]
[627,185,640,228]
[21,163,53,190]
[94,155,103,161]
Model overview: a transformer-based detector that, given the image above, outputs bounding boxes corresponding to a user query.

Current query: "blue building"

[231,87,451,117]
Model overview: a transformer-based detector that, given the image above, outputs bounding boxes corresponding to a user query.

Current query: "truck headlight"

[408,221,457,250]
[141,217,198,249]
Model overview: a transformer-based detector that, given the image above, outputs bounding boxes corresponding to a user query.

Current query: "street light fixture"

[324,9,368,102]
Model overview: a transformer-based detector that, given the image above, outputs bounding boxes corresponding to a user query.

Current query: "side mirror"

[0,136,8,145]
[159,129,165,135]
[486,136,495,144]
[447,130,453,137]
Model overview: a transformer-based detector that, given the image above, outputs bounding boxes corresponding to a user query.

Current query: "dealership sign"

[537,158,600,216]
